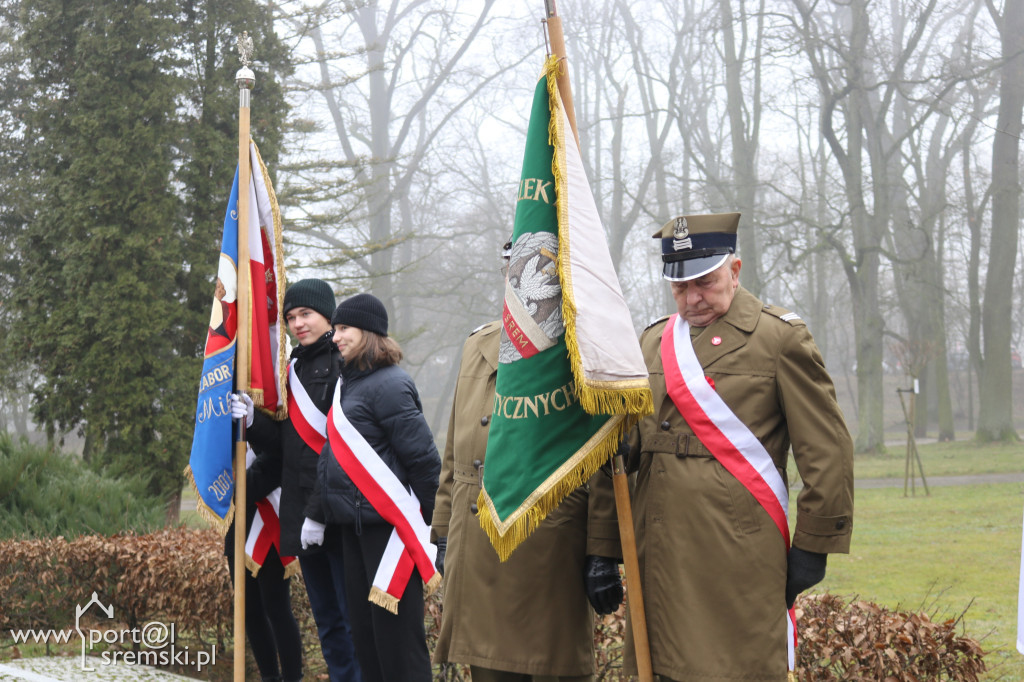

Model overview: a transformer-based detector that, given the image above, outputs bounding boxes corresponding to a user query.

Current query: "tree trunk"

[719,0,764,296]
[165,488,181,527]
[978,0,1024,442]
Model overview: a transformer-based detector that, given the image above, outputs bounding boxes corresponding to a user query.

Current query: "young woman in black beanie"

[232,278,361,682]
[305,292,441,682]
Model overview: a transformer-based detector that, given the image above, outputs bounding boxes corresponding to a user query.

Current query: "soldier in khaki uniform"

[431,243,625,682]
[625,213,854,682]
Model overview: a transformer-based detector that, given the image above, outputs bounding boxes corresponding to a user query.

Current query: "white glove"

[300,518,326,550]
[230,393,254,427]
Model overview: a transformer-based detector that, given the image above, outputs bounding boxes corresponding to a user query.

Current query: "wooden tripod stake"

[898,379,929,497]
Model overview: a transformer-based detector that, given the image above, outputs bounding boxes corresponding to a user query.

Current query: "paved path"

[855,471,1024,489]
[178,471,1024,513]
[0,659,200,681]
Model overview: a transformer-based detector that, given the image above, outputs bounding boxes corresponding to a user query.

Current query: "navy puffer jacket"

[309,361,440,530]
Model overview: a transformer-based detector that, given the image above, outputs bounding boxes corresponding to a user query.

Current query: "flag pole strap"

[233,31,256,682]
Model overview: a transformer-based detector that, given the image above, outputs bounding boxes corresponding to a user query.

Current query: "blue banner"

[186,169,240,531]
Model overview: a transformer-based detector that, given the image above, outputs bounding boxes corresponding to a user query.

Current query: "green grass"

[177,485,209,529]
[801,475,1024,680]
[854,439,1024,479]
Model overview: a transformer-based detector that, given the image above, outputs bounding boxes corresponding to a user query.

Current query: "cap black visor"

[662,253,730,282]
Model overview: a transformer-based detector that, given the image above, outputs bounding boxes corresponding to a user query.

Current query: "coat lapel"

[691,286,760,368]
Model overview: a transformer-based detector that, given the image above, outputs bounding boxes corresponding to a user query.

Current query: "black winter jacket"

[310,361,440,531]
[247,331,340,557]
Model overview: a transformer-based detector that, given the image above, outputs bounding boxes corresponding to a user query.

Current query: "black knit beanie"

[282,279,336,321]
[331,293,388,336]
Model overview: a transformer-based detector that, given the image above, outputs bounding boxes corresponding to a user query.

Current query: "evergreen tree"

[4,0,290,518]
[0,0,32,434]
[175,0,291,362]
[9,0,186,483]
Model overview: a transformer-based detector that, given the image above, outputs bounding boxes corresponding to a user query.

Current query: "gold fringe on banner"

[476,56,652,562]
[545,56,653,421]
[252,140,289,422]
[182,464,234,535]
[476,412,637,562]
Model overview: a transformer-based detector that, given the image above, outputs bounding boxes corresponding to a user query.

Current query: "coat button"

[480,415,490,426]
[835,519,847,530]
[660,421,671,431]
[473,459,482,470]
[470,503,478,513]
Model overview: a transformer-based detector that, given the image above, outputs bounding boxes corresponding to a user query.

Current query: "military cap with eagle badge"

[653,212,740,282]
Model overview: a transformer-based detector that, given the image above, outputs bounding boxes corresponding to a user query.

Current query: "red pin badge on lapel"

[711,336,722,346]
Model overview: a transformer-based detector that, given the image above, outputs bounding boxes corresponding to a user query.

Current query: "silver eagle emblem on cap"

[673,217,692,251]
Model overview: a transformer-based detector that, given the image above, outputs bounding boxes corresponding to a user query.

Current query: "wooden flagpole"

[542,4,654,680]
[542,1,580,151]
[612,445,654,681]
[233,31,255,682]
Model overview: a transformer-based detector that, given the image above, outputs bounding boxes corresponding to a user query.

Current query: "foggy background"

[2,0,1022,506]
[269,0,1024,450]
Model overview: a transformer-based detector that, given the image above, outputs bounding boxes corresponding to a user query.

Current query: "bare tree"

[278,0,507,323]
[718,0,766,295]
[566,0,686,273]
[976,0,1023,442]
[884,2,989,441]
[786,0,959,452]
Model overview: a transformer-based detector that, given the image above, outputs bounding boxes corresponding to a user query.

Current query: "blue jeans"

[299,549,361,682]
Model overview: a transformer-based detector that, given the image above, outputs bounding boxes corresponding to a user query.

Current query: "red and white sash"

[287,360,328,454]
[244,360,328,577]
[247,485,297,576]
[660,313,796,669]
[326,379,441,614]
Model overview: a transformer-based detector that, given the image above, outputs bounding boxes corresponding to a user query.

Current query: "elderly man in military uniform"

[430,243,625,682]
[624,213,854,681]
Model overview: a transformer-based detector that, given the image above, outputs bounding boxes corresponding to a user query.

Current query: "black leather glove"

[785,546,827,608]
[435,537,447,577]
[617,436,639,475]
[584,555,623,615]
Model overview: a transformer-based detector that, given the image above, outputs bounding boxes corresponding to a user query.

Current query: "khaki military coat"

[431,320,621,676]
[625,286,854,682]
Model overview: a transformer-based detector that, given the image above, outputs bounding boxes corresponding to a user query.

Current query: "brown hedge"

[1,530,987,681]
[0,529,231,645]
[794,593,986,681]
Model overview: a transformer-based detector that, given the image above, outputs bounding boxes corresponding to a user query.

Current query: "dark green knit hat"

[283,279,336,321]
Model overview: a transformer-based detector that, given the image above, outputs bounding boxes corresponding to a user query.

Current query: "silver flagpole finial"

[236,31,256,94]
[237,31,254,68]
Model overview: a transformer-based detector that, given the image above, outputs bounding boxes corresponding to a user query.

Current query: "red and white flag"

[186,141,287,532]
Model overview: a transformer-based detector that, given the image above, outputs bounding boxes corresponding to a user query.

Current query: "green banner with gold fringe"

[478,57,652,561]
